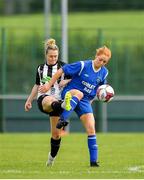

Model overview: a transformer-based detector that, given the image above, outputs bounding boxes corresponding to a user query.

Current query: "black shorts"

[37,94,61,117]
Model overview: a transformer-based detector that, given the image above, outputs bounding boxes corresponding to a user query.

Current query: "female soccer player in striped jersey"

[39,46,112,167]
[25,38,71,166]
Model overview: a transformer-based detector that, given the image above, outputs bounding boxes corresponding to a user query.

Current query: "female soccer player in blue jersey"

[39,46,112,167]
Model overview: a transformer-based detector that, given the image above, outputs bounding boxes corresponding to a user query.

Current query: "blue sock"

[88,135,98,163]
[60,96,79,121]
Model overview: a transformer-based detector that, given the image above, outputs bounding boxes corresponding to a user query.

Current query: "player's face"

[46,50,59,65]
[94,55,110,69]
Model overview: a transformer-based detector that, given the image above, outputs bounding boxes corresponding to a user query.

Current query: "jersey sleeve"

[62,61,82,77]
[59,61,71,79]
[35,66,40,85]
[100,68,108,85]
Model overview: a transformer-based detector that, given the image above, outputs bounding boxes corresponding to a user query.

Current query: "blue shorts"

[61,91,93,118]
[74,98,93,118]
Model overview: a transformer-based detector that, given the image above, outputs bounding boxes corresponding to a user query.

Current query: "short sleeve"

[35,66,40,85]
[59,61,71,79]
[62,61,82,77]
[100,68,108,85]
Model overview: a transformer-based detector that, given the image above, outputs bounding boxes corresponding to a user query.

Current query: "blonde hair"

[45,38,59,55]
[96,46,111,59]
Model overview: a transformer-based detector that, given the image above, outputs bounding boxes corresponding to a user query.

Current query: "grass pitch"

[1,11,144,43]
[0,133,144,179]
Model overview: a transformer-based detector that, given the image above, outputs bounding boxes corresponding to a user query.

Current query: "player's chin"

[49,60,57,65]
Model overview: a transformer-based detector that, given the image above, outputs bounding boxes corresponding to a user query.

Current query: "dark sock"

[50,138,61,158]
[51,101,63,113]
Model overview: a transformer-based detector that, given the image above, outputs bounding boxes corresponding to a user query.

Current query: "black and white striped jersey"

[36,61,69,100]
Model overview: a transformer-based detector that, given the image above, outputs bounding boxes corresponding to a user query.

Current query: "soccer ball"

[96,84,114,102]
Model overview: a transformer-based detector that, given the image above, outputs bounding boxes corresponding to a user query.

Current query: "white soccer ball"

[96,84,114,102]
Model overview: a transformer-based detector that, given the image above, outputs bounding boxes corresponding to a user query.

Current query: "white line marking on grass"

[49,169,144,175]
[87,169,144,174]
[59,170,70,174]
[128,166,140,172]
[1,166,144,176]
[2,170,22,174]
[0,169,40,174]
[128,165,144,173]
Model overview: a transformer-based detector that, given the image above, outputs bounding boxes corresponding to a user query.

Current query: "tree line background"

[0,0,144,15]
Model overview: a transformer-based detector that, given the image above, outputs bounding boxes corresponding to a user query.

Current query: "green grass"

[1,11,144,46]
[0,133,144,179]
[1,11,144,29]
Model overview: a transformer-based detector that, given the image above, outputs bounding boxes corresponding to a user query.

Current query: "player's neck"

[92,61,101,72]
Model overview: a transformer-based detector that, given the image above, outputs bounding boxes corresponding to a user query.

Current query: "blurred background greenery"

[0,0,144,95]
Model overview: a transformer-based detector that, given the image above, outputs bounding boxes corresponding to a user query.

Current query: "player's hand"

[59,79,71,88]
[25,101,32,111]
[38,83,49,93]
[59,80,67,88]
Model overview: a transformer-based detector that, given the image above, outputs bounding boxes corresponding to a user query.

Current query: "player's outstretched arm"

[39,68,63,93]
[25,84,38,111]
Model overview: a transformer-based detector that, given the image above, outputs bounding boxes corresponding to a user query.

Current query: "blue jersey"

[62,60,108,101]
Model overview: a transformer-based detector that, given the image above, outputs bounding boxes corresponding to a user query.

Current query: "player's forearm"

[47,68,63,89]
[38,69,64,93]
[27,84,38,102]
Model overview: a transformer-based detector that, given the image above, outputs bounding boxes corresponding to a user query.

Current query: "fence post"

[0,28,7,132]
[93,100,108,132]
[111,39,118,93]
[124,48,130,93]
[97,28,104,47]
[0,99,4,132]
